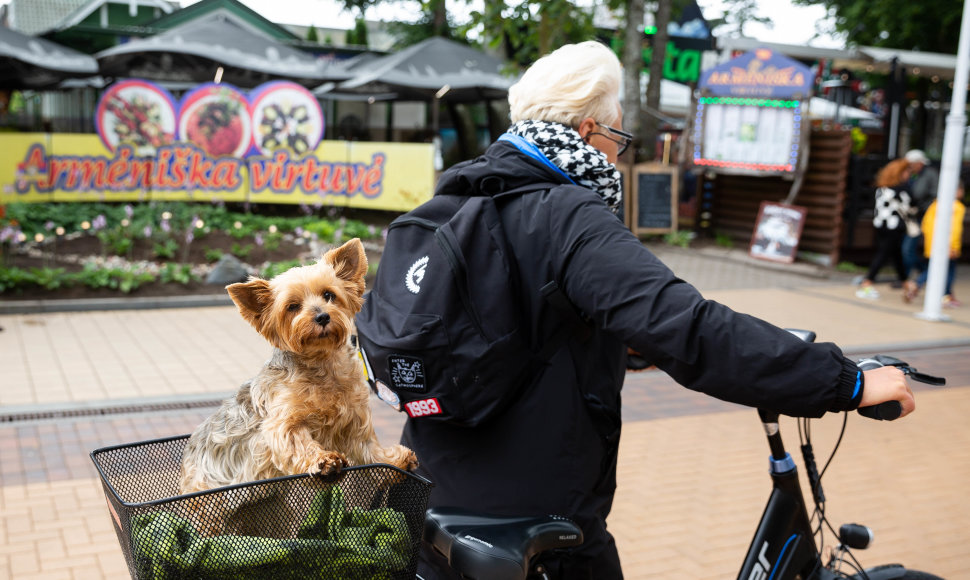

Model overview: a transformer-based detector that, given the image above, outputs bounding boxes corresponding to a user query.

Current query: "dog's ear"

[226,278,273,330]
[324,238,368,289]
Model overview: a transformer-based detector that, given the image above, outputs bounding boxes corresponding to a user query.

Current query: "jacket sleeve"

[544,188,861,418]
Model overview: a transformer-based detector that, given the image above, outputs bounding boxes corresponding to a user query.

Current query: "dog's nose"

[314,312,330,326]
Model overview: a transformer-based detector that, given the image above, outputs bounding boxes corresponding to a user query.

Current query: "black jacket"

[405,139,861,578]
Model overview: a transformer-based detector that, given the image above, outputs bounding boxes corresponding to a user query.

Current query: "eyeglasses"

[590,122,633,156]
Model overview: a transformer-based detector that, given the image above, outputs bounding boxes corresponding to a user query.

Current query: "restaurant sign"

[699,48,813,99]
[1,79,433,211]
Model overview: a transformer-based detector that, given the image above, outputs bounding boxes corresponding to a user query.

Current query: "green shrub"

[260,259,304,279]
[159,263,198,285]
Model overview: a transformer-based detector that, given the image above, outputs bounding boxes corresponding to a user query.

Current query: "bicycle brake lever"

[902,367,946,386]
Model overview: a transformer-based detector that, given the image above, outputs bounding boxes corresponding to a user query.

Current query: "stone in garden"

[206,254,250,285]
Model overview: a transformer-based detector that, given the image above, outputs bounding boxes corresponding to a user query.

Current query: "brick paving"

[2,243,970,579]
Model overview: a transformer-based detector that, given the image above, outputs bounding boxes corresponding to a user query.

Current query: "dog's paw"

[308,452,347,477]
[402,448,419,472]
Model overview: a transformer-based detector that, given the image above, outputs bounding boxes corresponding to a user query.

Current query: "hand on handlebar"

[859,366,916,419]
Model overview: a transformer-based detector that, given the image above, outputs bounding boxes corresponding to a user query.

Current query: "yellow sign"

[0,134,434,212]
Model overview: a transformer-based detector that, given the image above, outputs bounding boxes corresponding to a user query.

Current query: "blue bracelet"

[851,371,862,400]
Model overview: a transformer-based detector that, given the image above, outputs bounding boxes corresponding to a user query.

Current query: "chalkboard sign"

[632,163,679,235]
[616,162,631,228]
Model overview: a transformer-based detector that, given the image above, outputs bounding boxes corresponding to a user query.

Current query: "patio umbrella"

[325,37,516,102]
[0,25,98,89]
[96,13,349,89]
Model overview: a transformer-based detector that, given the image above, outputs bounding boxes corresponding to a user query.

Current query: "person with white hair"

[399,41,916,579]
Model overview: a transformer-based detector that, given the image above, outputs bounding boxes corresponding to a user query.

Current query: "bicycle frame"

[737,409,820,580]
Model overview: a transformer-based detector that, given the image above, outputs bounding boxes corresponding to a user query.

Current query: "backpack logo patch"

[405,256,429,294]
[404,397,442,418]
[388,355,426,391]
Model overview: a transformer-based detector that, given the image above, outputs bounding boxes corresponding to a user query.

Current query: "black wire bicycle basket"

[91,434,433,580]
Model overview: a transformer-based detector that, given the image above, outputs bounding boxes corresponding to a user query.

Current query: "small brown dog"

[179,238,417,508]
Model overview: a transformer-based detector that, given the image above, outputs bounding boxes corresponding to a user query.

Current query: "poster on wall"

[4,80,433,212]
[749,201,807,263]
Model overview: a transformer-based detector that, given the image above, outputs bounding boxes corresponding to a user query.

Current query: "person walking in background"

[903,182,965,307]
[901,149,939,279]
[857,158,914,299]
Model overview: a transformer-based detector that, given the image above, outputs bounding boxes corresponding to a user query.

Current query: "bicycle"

[422,330,947,580]
[92,332,947,580]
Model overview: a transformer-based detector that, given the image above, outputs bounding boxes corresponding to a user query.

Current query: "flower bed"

[0,202,388,301]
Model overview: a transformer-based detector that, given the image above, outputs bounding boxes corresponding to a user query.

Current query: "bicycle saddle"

[424,507,584,579]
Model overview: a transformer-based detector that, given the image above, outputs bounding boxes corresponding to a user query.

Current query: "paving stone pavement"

[2,243,970,579]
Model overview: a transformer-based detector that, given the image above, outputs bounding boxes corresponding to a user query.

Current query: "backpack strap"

[538,281,591,359]
[483,180,592,359]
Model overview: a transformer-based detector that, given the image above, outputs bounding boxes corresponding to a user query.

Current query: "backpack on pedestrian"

[355,184,587,427]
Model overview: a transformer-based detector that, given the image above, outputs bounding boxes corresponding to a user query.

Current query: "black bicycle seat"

[424,507,584,579]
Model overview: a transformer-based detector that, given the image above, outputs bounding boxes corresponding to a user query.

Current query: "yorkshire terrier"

[178,238,417,533]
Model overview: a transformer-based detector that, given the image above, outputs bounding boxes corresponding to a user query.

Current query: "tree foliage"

[791,0,962,53]
[386,0,464,48]
[469,0,596,68]
[706,0,773,38]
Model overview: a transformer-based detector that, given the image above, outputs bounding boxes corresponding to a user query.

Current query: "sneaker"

[943,295,962,308]
[856,286,880,300]
[902,280,918,303]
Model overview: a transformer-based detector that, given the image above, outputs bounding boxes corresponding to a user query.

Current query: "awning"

[96,13,348,88]
[323,37,516,102]
[0,25,98,89]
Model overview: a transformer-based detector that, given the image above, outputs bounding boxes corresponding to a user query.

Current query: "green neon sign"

[643,43,701,83]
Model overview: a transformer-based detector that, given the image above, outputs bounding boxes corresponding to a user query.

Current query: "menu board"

[701,103,796,168]
[632,163,679,234]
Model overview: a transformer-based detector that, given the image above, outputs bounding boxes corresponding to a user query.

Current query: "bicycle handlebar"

[855,355,946,421]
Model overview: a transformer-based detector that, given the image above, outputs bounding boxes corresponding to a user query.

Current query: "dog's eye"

[323,291,335,303]
[287,303,300,312]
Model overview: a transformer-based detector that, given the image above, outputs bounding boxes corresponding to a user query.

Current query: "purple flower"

[185,230,194,244]
[92,214,107,231]
[124,204,134,219]
[367,224,377,236]
[45,221,55,231]
[254,233,264,246]
[294,227,304,237]
[143,225,153,238]
[161,219,171,233]
[0,226,16,242]
[299,203,312,216]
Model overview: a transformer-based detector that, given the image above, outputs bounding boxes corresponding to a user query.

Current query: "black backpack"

[355,184,587,427]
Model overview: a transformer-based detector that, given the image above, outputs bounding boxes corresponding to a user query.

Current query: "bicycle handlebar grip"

[857,400,902,421]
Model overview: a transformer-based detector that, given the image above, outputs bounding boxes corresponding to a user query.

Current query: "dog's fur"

[179,238,417,512]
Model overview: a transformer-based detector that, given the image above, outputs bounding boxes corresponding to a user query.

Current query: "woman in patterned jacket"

[856,158,915,300]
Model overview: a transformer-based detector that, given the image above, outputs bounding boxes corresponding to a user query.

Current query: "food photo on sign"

[177,83,252,158]
[249,81,324,157]
[95,79,177,156]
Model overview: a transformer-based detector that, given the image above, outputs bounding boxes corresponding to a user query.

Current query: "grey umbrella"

[0,25,98,89]
[326,37,516,102]
[96,13,349,89]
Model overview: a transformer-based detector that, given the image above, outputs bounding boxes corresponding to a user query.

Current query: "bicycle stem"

[758,409,787,461]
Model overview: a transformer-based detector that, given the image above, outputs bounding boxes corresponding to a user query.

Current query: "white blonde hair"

[508,41,622,128]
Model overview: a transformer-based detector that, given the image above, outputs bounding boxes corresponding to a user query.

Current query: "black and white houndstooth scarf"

[507,120,623,213]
